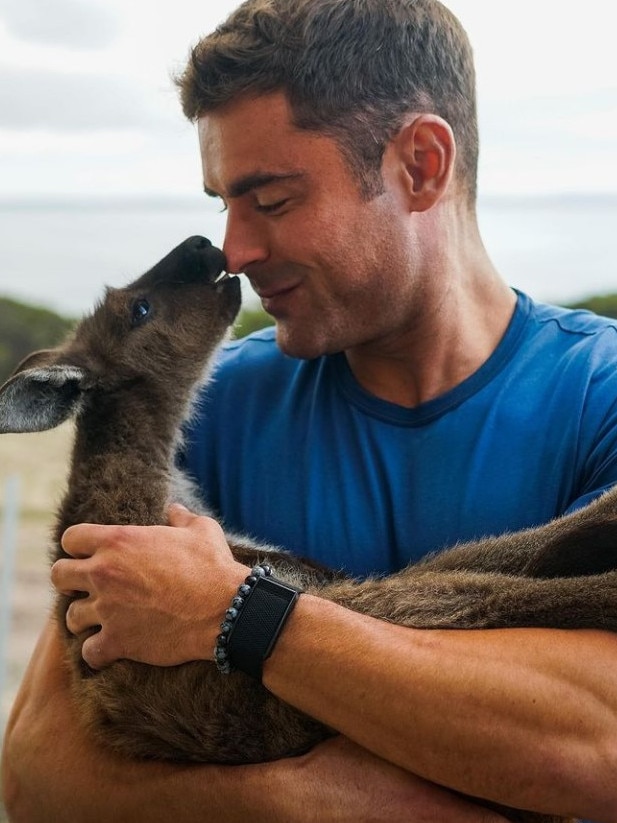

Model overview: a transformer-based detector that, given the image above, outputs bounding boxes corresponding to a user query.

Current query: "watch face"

[226,574,301,680]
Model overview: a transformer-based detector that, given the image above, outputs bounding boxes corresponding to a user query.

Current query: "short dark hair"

[176,0,479,203]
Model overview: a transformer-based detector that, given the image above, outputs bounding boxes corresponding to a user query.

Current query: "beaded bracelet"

[214,563,302,680]
[214,564,272,674]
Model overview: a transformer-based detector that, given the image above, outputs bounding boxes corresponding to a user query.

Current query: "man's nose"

[222,207,268,274]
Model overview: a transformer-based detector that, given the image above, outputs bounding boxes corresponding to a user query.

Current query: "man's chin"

[273,322,336,361]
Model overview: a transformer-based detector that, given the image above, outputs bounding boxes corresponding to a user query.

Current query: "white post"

[0,475,20,731]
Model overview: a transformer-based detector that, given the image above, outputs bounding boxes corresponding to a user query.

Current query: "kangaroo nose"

[182,236,227,281]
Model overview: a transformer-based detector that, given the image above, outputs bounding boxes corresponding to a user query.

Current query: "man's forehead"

[198,98,295,183]
[197,92,295,154]
[197,101,322,198]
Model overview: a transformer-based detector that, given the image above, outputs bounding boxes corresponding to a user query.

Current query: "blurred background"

[0,1,615,817]
[0,0,616,315]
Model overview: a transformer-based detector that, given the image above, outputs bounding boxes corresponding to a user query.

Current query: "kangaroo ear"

[0,363,88,434]
[11,349,58,377]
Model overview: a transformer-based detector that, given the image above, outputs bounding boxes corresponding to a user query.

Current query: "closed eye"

[255,199,289,214]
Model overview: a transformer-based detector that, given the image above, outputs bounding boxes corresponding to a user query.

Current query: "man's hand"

[51,504,249,670]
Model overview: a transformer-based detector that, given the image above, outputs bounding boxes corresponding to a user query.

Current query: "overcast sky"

[0,0,615,199]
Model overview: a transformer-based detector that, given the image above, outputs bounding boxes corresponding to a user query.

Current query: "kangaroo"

[2,235,616,823]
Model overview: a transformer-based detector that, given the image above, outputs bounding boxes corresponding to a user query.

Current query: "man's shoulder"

[217,326,288,372]
[223,325,278,354]
[210,326,322,395]
[517,294,617,374]
[529,296,617,340]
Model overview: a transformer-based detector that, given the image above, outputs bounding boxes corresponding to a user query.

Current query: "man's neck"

[345,267,517,409]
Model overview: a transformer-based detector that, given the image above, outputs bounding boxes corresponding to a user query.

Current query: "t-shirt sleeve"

[564,331,617,513]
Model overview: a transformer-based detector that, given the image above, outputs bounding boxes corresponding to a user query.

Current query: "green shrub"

[233,306,273,339]
[566,294,617,319]
[0,297,75,385]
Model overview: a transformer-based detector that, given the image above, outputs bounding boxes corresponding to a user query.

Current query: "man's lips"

[253,281,301,300]
[254,282,303,316]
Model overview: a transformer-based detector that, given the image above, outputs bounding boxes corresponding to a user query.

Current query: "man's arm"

[1,619,507,823]
[52,506,617,821]
[267,599,617,821]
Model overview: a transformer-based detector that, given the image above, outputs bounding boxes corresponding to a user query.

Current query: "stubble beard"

[272,302,389,361]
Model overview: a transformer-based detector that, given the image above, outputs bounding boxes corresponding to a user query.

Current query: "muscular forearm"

[1,622,269,823]
[264,596,617,822]
[2,620,507,823]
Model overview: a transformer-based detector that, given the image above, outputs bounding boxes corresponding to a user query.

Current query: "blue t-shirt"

[182,291,617,578]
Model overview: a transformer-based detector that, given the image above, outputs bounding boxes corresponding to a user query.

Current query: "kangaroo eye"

[131,298,151,326]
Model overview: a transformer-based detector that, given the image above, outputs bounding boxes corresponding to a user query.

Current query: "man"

[3,0,617,820]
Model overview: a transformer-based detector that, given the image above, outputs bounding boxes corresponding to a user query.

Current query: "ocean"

[0,193,616,318]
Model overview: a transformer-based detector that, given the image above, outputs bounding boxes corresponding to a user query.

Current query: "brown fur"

[2,236,613,822]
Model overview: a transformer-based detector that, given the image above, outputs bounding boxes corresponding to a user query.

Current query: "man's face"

[198,92,420,360]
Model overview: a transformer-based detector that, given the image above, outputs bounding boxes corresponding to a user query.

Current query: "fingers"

[82,630,115,671]
[64,597,115,671]
[61,523,117,558]
[167,504,230,552]
[51,558,90,596]
[65,596,98,636]
[61,509,208,561]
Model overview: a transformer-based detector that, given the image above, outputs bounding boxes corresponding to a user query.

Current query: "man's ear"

[391,114,456,211]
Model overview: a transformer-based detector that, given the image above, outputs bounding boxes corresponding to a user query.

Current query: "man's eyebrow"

[203,172,304,200]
